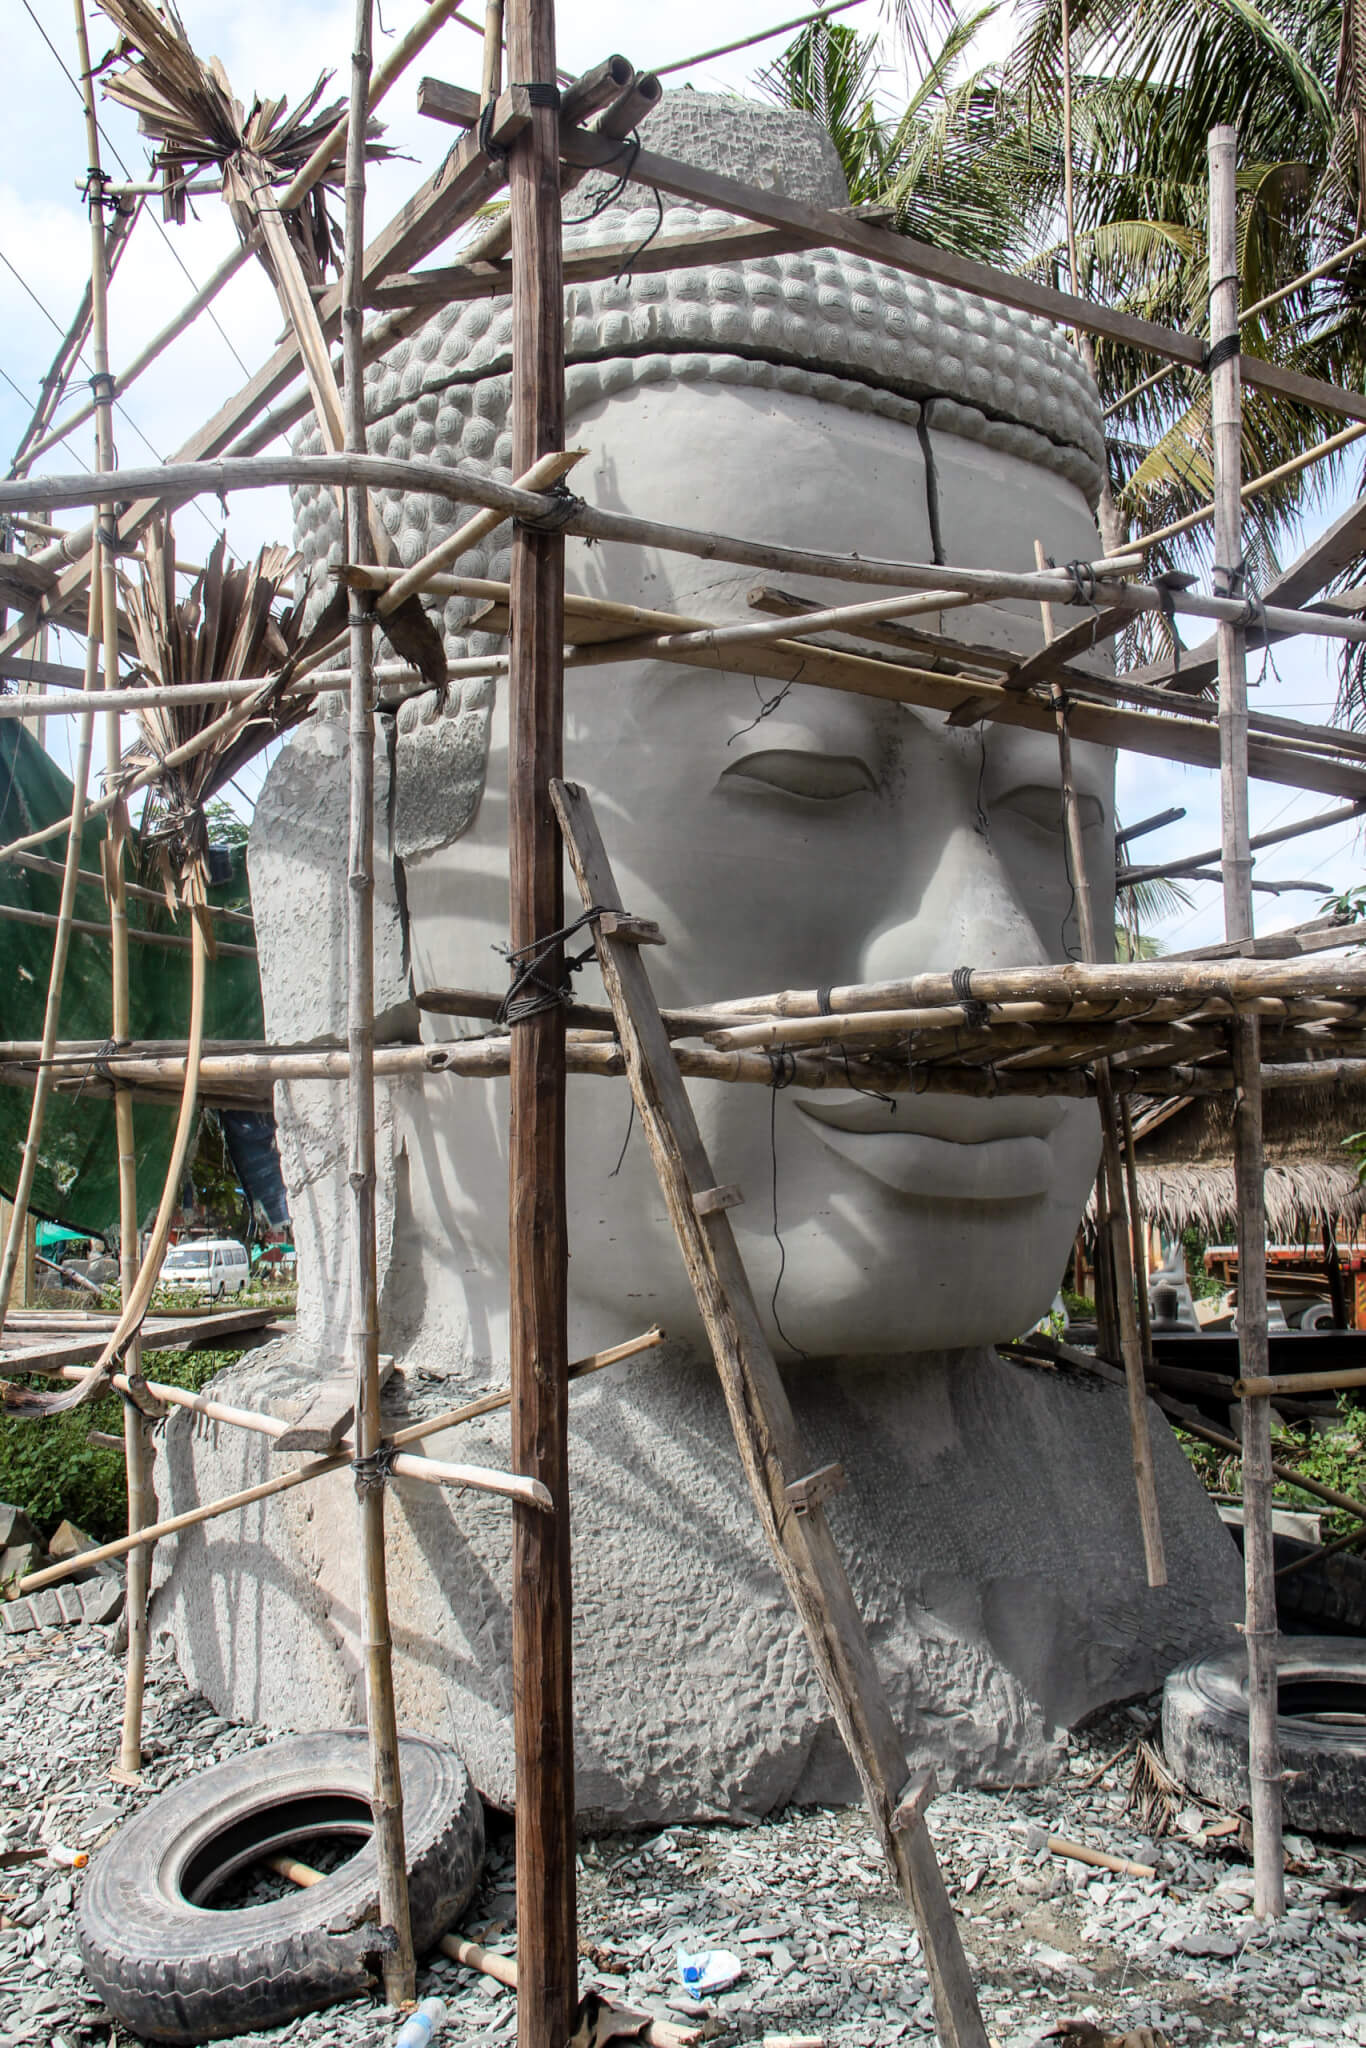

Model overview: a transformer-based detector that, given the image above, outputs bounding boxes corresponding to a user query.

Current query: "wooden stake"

[552,780,988,2048]
[506,2,577,2037]
[341,0,414,2002]
[1034,538,1165,1586]
[1210,122,1283,1920]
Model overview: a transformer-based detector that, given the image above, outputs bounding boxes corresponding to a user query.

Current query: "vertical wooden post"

[506,2,576,2041]
[1035,541,1165,1585]
[1209,122,1283,1918]
[342,0,415,1998]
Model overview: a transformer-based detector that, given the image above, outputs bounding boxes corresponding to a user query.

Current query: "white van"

[160,1238,251,1299]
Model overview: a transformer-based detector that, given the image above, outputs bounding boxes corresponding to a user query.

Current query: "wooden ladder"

[551,780,988,2048]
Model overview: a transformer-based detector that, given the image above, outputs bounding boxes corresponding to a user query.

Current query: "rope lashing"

[352,1443,398,1495]
[494,904,606,1024]
[951,964,990,1032]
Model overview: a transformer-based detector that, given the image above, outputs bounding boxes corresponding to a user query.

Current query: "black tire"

[1228,1525,1366,1637]
[1163,1637,1366,1835]
[77,1730,484,2043]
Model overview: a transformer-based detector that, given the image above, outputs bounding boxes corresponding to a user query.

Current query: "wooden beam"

[368,222,817,308]
[551,778,988,2048]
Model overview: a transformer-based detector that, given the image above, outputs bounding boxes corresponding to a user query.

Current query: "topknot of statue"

[568,91,850,225]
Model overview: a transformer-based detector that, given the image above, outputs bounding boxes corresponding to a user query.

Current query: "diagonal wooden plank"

[550,777,988,2048]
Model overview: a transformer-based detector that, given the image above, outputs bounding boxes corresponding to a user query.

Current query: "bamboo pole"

[341,0,414,2003]
[1210,124,1283,1921]
[1034,538,1164,1586]
[0,613,98,1328]
[13,457,1366,649]
[71,0,154,1776]
[16,1329,663,1595]
[506,2,577,2037]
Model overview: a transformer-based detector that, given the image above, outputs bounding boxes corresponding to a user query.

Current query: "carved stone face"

[268,93,1115,1369]
[389,376,1113,1363]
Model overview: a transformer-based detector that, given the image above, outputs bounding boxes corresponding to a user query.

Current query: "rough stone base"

[150,1342,1243,1827]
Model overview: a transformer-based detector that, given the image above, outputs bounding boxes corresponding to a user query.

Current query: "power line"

[19,0,252,380]
[0,357,92,473]
[0,240,239,563]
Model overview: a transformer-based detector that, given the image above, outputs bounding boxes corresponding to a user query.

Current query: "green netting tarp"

[0,720,264,1239]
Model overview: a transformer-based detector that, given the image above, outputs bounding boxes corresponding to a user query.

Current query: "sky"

[0,0,1361,952]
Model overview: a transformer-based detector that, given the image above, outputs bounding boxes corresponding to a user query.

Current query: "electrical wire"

[0,240,237,561]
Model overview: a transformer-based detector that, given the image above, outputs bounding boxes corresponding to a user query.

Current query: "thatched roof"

[1125,1160,1366,1241]
[1100,1082,1366,1239]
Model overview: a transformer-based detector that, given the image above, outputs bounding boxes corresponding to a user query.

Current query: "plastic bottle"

[393,1996,446,2048]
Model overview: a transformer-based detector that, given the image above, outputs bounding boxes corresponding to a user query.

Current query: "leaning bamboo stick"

[18,238,260,474]
[15,1330,663,1593]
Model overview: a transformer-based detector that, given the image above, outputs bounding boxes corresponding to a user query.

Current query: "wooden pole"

[340,0,414,2002]
[506,1,576,2039]
[1210,122,1283,1919]
[1034,539,1165,1585]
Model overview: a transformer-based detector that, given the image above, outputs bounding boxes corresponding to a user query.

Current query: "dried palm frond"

[96,0,397,277]
[119,517,306,905]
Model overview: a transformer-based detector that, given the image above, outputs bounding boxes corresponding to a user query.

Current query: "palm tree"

[758,6,1366,692]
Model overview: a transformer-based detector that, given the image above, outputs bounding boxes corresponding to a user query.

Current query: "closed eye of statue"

[719,749,877,801]
[996,783,1105,834]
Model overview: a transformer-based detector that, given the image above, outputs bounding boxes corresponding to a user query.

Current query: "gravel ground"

[3,1622,1366,2048]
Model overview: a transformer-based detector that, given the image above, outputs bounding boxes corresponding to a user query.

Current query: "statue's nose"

[859,820,1052,985]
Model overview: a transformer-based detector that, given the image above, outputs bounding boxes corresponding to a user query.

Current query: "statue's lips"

[793,1095,1061,1202]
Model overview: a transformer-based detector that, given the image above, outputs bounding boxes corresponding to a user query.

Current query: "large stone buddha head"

[269,92,1115,1369]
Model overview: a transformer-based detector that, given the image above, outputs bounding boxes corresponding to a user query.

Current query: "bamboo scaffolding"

[1209,126,1282,1920]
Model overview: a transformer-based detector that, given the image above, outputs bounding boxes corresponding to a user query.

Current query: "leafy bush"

[0,1346,245,1544]
[1178,1398,1366,1539]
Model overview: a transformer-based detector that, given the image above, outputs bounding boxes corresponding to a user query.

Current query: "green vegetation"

[1178,1397,1366,1538]
[0,1345,245,1544]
